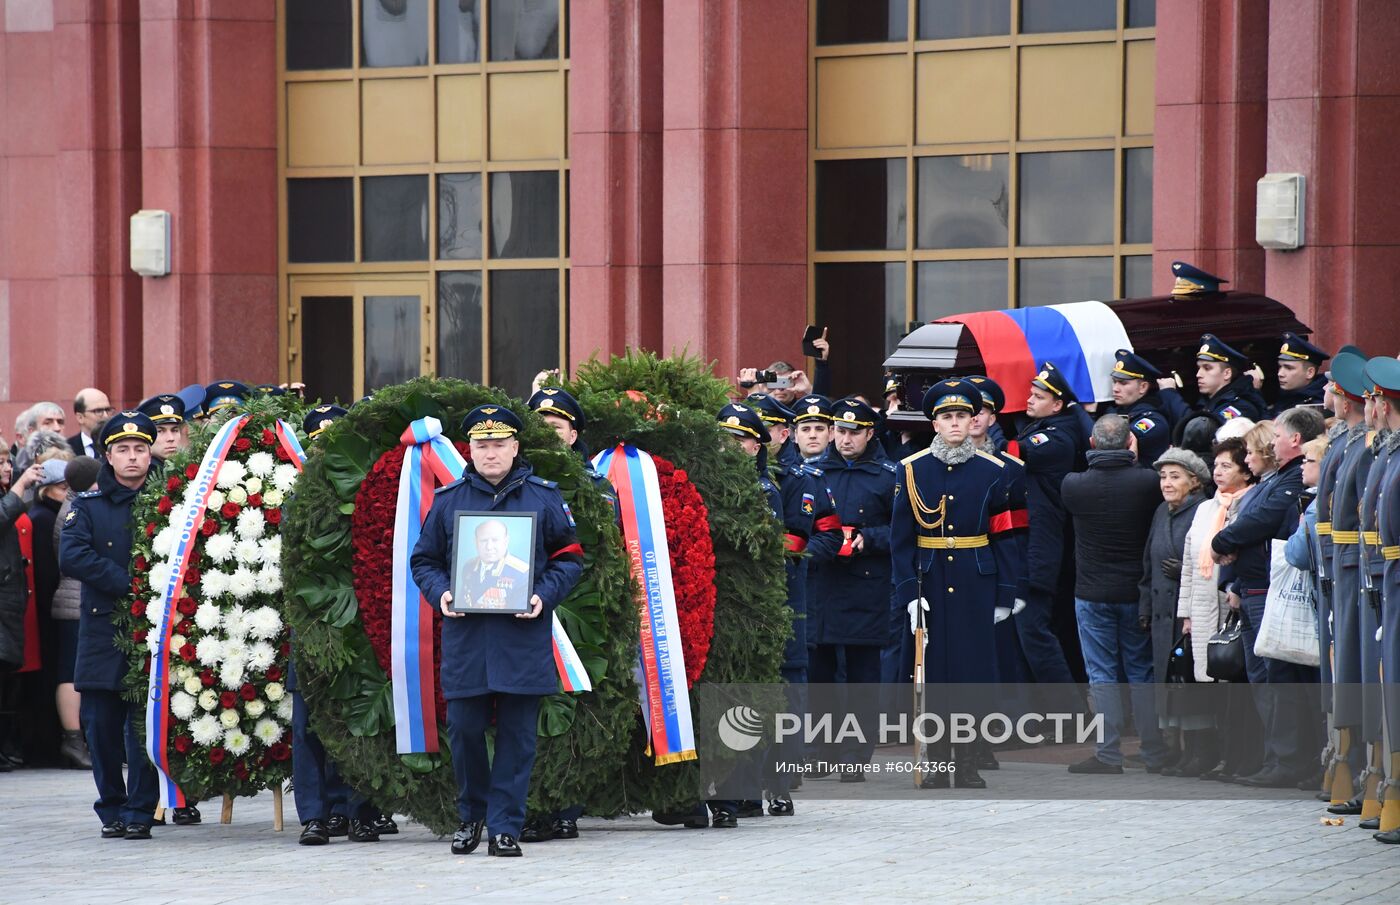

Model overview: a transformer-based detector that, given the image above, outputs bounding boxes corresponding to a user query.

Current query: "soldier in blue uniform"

[1269,332,1329,418]
[59,412,161,840]
[1014,362,1087,687]
[1100,350,1173,467]
[410,406,585,857]
[137,394,191,461]
[1370,356,1400,843]
[808,399,898,779]
[895,379,1020,787]
[202,380,251,418]
[746,392,802,468]
[791,394,834,464]
[1161,334,1267,458]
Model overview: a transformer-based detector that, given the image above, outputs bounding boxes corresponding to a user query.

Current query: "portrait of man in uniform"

[450,513,536,614]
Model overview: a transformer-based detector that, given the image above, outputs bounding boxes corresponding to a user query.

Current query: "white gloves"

[1012,598,1027,615]
[1378,625,1384,643]
[993,607,1011,624]
[907,597,929,634]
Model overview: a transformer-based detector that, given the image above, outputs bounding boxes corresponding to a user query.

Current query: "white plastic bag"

[1254,540,1319,666]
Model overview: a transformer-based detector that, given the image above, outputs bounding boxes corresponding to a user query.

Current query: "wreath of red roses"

[649,454,716,686]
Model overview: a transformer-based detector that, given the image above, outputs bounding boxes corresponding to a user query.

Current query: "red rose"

[174,735,192,754]
[248,492,263,507]
[179,642,196,662]
[275,445,290,462]
[145,522,157,538]
[176,596,197,616]
[209,746,226,765]
[270,741,291,762]
[166,475,183,492]
[184,566,201,586]
[239,683,257,702]
[131,600,147,618]
[220,691,237,709]
[233,760,250,780]
[262,428,277,447]
[200,518,218,537]
[134,554,148,572]
[132,628,148,644]
[235,437,252,453]
[176,619,194,636]
[266,666,282,682]
[131,577,143,595]
[201,669,216,687]
[266,508,282,526]
[157,496,173,515]
[279,642,291,656]
[185,463,200,479]
[221,502,240,519]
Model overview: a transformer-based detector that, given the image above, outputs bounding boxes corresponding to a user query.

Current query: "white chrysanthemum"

[204,532,236,563]
[247,606,282,641]
[201,569,229,599]
[276,697,293,721]
[264,682,285,702]
[245,699,266,718]
[194,602,222,631]
[220,659,246,690]
[244,476,263,495]
[253,718,283,747]
[148,561,175,595]
[146,632,160,654]
[226,486,248,506]
[198,689,219,712]
[247,641,276,672]
[228,567,257,600]
[170,691,197,721]
[218,708,241,729]
[272,463,298,492]
[221,634,248,663]
[190,714,222,746]
[259,536,282,568]
[206,488,226,510]
[182,675,203,696]
[235,508,265,540]
[224,727,252,756]
[245,451,275,478]
[216,460,246,489]
[255,567,282,595]
[195,636,223,666]
[262,488,286,508]
[234,538,263,564]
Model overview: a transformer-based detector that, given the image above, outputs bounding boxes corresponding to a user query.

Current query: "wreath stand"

[154,786,285,831]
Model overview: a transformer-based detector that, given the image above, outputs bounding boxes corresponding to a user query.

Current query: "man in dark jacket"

[59,412,160,840]
[1101,349,1174,467]
[1062,415,1169,773]
[1267,332,1329,418]
[1160,333,1267,458]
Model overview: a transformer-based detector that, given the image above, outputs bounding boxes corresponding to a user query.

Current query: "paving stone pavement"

[2,766,1399,904]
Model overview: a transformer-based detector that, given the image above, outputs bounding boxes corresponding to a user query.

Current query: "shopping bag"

[1253,539,1320,666]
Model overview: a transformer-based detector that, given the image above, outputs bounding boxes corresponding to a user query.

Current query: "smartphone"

[802,324,824,358]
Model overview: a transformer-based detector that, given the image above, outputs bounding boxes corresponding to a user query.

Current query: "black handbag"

[1206,610,1248,682]
[1167,632,1195,683]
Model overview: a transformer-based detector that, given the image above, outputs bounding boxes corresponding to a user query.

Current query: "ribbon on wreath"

[591,444,696,765]
[146,413,250,810]
[275,420,308,470]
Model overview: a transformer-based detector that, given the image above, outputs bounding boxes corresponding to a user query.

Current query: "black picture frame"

[448,510,537,615]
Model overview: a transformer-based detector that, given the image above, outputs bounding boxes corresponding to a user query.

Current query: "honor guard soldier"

[1357,358,1395,822]
[59,412,161,840]
[410,406,585,857]
[1368,355,1400,842]
[895,379,1020,787]
[808,398,898,778]
[1162,334,1267,458]
[1102,350,1173,467]
[202,380,251,418]
[138,394,190,460]
[1013,362,1088,686]
[792,394,834,463]
[1271,333,1330,418]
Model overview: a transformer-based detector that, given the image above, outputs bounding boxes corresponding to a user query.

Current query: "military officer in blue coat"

[895,379,1019,787]
[1161,334,1266,458]
[1013,362,1087,686]
[410,405,584,857]
[791,394,834,464]
[1356,358,1395,820]
[1269,332,1329,418]
[746,392,802,468]
[202,380,251,418]
[137,393,190,461]
[1370,356,1400,842]
[60,412,161,840]
[1101,350,1173,467]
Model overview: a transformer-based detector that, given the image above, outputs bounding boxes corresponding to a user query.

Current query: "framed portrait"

[449,511,537,615]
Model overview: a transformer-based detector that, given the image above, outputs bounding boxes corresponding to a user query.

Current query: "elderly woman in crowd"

[1176,436,1259,781]
[1139,448,1210,774]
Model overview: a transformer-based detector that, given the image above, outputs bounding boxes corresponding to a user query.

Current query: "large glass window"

[437,271,484,382]
[360,0,429,67]
[489,0,560,61]
[1123,147,1153,244]
[1123,255,1153,298]
[917,154,1009,249]
[363,296,422,391]
[1018,151,1113,246]
[301,296,355,403]
[288,178,354,263]
[1018,257,1113,306]
[918,0,1009,40]
[362,175,429,261]
[491,171,560,258]
[1020,0,1116,33]
[490,269,559,396]
[817,0,909,45]
[916,260,1008,321]
[815,158,906,251]
[287,0,353,70]
[438,0,481,63]
[1128,0,1156,28]
[438,173,483,260]
[814,263,906,397]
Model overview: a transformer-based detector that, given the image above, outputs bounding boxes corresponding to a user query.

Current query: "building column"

[137,0,278,392]
[1262,0,1400,354]
[1152,0,1269,296]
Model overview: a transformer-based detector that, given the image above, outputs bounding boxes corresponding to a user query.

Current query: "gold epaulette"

[975,449,1005,468]
[901,448,932,466]
[1002,452,1024,466]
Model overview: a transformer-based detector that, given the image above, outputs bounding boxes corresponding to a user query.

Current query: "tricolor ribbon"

[146,413,250,810]
[275,420,308,470]
[591,444,696,765]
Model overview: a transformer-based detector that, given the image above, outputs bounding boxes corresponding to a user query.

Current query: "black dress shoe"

[101,820,127,839]
[371,814,398,835]
[976,746,1000,771]
[651,811,708,829]
[551,818,579,839]
[709,812,738,829]
[520,819,552,843]
[451,819,486,855]
[736,800,765,818]
[1375,828,1400,844]
[767,797,794,816]
[326,815,350,837]
[1327,798,1364,815]
[1068,756,1123,775]
[838,771,865,783]
[954,767,987,789]
[172,806,201,826]
[1173,757,1207,778]
[920,771,950,790]
[1238,770,1298,789]
[1295,771,1323,792]
[299,820,330,846]
[489,833,523,856]
[124,823,152,840]
[347,819,380,842]
[1360,817,1381,830]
